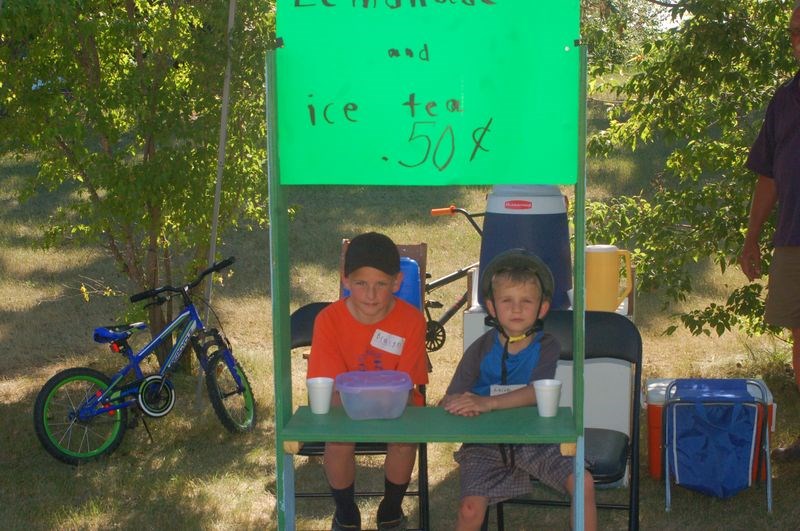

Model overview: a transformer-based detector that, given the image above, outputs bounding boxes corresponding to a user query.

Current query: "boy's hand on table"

[440,392,492,417]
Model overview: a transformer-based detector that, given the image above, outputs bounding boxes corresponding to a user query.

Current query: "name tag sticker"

[371,329,404,356]
[490,384,526,396]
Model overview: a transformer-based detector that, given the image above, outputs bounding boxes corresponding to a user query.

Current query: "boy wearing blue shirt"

[441,249,597,530]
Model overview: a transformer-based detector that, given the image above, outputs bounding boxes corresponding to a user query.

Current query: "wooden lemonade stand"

[266,2,588,528]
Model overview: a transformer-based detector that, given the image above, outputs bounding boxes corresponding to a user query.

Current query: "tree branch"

[73,15,114,158]
[55,135,145,287]
[645,0,682,8]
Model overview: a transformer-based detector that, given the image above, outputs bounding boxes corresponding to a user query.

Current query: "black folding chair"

[490,310,642,531]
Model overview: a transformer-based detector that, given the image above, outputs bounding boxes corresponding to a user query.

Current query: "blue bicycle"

[33,257,256,465]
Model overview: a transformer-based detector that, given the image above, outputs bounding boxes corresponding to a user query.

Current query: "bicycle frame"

[422,206,486,351]
[75,295,227,422]
[424,261,478,328]
[426,206,484,321]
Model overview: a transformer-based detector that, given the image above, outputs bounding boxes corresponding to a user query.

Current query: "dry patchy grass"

[2,153,800,529]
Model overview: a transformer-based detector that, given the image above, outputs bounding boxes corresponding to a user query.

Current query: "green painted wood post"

[571,43,588,530]
[574,43,587,439]
[266,49,295,530]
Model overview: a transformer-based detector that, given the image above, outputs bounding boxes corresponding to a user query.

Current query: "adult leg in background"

[772,328,800,461]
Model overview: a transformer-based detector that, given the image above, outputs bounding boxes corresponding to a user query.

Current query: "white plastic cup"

[307,377,334,414]
[533,379,562,418]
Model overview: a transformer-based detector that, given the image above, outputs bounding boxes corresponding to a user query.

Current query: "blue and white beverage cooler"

[464,185,573,348]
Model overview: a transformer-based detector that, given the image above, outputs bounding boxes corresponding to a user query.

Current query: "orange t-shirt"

[307,298,428,404]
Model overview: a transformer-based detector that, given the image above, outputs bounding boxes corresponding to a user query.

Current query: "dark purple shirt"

[746,70,800,247]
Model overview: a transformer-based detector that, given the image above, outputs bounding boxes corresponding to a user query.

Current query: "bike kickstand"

[141,415,154,444]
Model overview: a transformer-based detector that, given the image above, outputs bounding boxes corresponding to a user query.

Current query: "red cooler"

[645,379,671,479]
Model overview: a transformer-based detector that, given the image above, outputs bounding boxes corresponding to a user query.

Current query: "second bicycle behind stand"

[424,206,484,352]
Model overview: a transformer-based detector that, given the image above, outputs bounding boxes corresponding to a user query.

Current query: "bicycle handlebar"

[190,256,235,289]
[130,289,160,304]
[430,206,457,216]
[430,205,484,237]
[130,256,236,303]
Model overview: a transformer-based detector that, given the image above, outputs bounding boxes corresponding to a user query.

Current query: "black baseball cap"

[344,232,401,277]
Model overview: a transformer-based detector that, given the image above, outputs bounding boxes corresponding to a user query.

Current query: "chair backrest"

[290,302,332,349]
[543,310,642,437]
[665,379,767,500]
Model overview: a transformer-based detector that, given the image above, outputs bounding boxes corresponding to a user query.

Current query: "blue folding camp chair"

[663,378,772,513]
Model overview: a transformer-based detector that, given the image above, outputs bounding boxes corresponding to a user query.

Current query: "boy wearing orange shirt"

[307,232,428,531]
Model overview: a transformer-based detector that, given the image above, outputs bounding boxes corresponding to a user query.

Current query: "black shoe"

[772,436,800,462]
[331,515,361,531]
[377,513,407,531]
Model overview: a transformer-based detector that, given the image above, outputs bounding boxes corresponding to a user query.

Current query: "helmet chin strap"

[483,314,542,344]
[505,325,539,344]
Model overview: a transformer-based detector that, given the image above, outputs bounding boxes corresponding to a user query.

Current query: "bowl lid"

[335,370,412,392]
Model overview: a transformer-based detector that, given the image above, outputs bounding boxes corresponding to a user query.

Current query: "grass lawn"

[2,141,799,530]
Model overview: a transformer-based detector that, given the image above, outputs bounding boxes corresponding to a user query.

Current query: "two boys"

[309,233,595,530]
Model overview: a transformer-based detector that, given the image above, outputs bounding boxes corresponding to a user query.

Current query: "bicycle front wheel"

[33,367,127,465]
[205,352,256,432]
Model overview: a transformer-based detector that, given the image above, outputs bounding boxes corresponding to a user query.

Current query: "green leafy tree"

[0,1,272,351]
[581,0,666,76]
[588,0,796,339]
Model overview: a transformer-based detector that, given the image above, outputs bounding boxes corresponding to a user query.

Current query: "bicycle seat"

[93,322,147,343]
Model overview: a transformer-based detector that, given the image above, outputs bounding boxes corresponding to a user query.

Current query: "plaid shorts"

[454,443,581,505]
[765,247,800,329]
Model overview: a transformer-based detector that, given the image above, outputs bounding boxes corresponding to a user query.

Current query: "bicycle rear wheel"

[205,352,256,432]
[33,367,127,465]
[425,320,446,352]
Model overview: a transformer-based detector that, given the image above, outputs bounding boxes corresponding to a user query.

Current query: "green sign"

[275,1,580,185]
